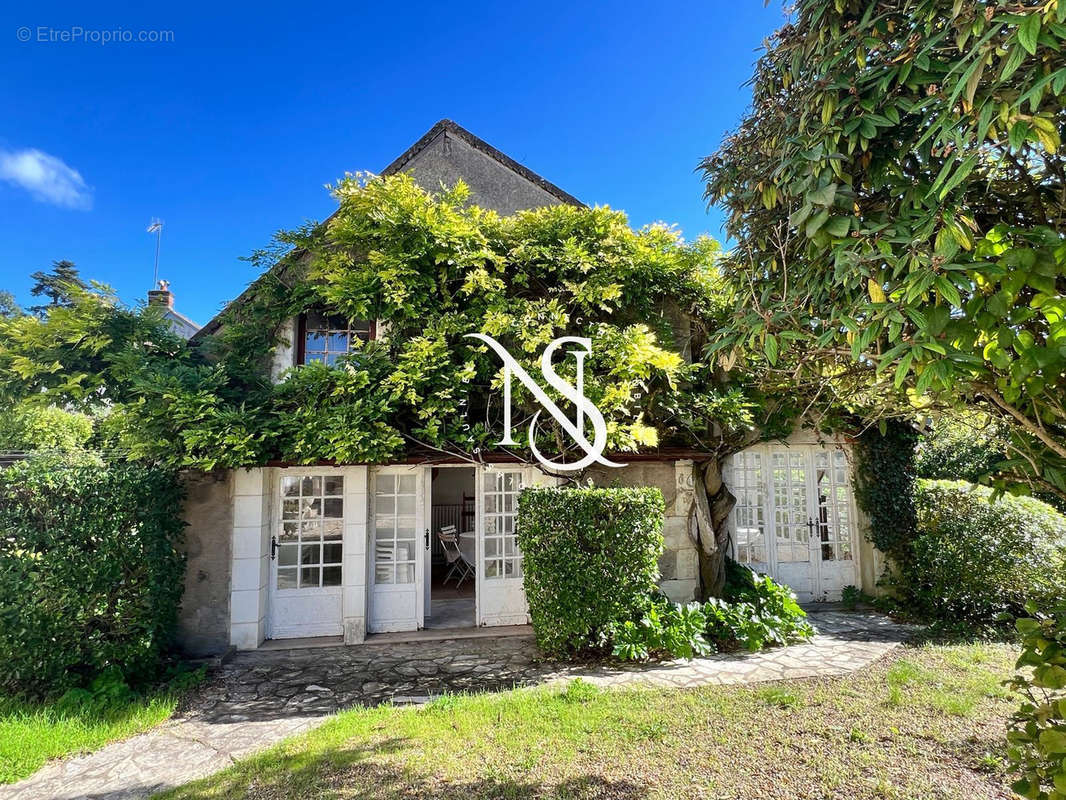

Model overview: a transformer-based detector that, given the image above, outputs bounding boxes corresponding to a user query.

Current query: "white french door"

[268,472,344,638]
[475,465,552,627]
[368,467,425,632]
[769,448,816,600]
[726,444,858,603]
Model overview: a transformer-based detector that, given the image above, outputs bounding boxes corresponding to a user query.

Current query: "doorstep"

[256,625,534,652]
[364,624,534,646]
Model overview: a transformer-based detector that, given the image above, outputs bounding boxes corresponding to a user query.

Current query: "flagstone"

[0,612,914,800]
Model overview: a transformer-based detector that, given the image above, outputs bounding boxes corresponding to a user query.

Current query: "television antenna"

[146,219,164,288]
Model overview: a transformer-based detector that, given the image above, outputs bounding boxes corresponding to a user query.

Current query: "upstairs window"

[297,310,375,366]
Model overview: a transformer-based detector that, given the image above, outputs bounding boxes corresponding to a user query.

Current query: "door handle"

[807,518,816,537]
[270,536,278,560]
[425,528,430,550]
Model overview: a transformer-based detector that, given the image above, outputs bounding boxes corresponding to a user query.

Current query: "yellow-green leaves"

[1017,11,1042,56]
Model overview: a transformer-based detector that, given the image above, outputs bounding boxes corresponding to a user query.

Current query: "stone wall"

[177,471,233,656]
[585,459,700,602]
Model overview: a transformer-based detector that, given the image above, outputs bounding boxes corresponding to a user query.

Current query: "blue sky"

[0,1,786,326]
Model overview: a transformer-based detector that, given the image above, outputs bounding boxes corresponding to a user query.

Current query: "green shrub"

[610,562,815,661]
[0,402,93,453]
[0,461,186,696]
[710,561,816,650]
[1006,601,1066,800]
[915,413,1007,484]
[904,480,1066,624]
[840,585,871,611]
[517,486,665,656]
[610,600,711,661]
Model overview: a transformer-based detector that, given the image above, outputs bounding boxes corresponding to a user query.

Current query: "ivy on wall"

[853,419,919,568]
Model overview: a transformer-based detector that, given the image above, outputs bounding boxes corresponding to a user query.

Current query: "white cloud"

[0,148,92,209]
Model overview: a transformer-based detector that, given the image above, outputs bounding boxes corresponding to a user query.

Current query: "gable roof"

[382,119,584,207]
[192,120,581,342]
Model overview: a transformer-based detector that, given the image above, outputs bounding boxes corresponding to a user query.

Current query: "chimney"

[147,279,174,309]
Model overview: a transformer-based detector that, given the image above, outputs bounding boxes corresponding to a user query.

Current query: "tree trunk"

[690,460,736,599]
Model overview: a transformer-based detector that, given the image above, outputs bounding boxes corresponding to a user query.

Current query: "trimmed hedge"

[0,461,186,696]
[904,480,1066,623]
[517,486,665,656]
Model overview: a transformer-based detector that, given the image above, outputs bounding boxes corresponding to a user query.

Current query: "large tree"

[703,0,1066,504]
[28,260,88,317]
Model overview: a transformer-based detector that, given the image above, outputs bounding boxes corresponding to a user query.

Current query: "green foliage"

[916,412,1009,484]
[205,174,745,467]
[916,412,1066,513]
[1007,601,1066,800]
[0,175,770,469]
[703,0,1066,506]
[610,600,712,661]
[900,480,1066,625]
[0,401,93,452]
[854,419,919,567]
[0,461,186,696]
[28,260,87,317]
[516,486,665,656]
[0,283,187,414]
[714,560,816,650]
[0,291,22,319]
[840,585,871,611]
[610,562,815,661]
[271,355,404,464]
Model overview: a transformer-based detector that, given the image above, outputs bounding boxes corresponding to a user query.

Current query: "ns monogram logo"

[466,333,626,472]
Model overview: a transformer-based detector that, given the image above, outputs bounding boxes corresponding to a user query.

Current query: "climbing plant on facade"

[0,175,779,478]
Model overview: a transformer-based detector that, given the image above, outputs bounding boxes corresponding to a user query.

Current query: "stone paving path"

[1,611,913,800]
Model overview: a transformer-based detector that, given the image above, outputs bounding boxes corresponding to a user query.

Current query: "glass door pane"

[814,449,853,562]
[374,473,418,584]
[484,470,523,579]
[278,474,344,589]
[728,451,767,565]
[771,450,810,563]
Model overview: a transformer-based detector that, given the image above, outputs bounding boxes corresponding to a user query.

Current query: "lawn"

[156,641,1020,800]
[0,687,190,784]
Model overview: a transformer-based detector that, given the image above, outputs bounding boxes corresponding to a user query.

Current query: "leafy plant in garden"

[702,0,1066,505]
[716,560,816,649]
[517,486,665,656]
[611,562,815,661]
[0,284,187,414]
[610,600,712,661]
[840,585,872,611]
[1007,601,1066,800]
[853,418,919,568]
[903,480,1066,624]
[916,412,1010,484]
[0,401,93,453]
[0,461,186,696]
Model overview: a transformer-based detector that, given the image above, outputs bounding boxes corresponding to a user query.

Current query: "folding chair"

[437,525,474,588]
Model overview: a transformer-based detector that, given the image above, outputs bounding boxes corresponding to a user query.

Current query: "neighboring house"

[176,120,884,656]
[148,281,200,339]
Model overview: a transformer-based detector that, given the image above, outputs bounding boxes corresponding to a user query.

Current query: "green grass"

[0,691,184,784]
[156,642,1020,800]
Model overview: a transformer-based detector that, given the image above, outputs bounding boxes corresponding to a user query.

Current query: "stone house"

[177,120,883,656]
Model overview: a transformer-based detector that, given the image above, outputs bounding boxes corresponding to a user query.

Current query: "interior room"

[426,467,476,629]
